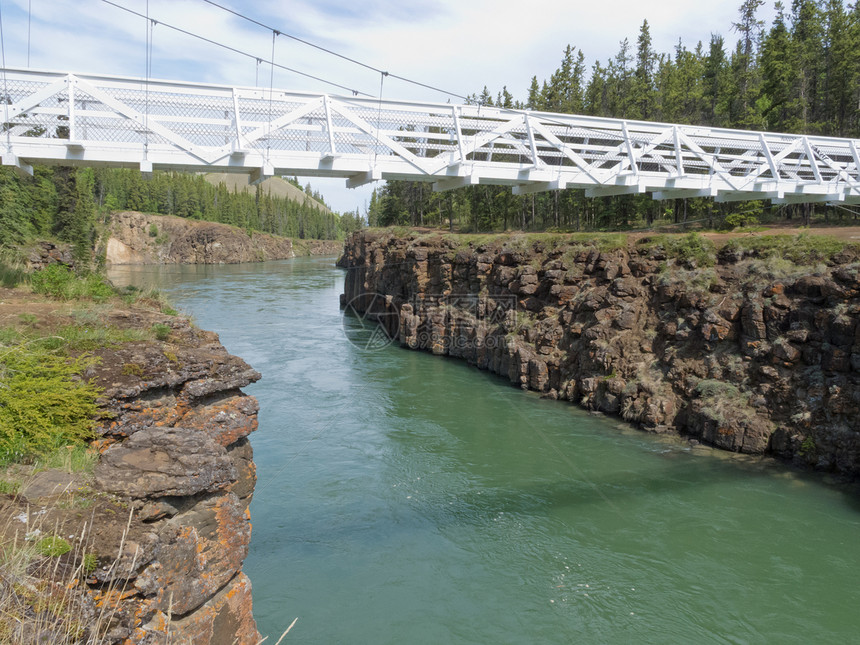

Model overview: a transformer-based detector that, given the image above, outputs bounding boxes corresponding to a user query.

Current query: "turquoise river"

[108,256,860,644]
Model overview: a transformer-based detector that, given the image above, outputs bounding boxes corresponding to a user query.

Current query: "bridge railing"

[2,67,860,203]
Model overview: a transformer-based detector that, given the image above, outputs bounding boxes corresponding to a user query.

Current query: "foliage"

[799,434,816,457]
[720,212,760,230]
[122,363,144,377]
[36,535,72,557]
[30,264,114,301]
[82,552,98,574]
[0,478,21,495]
[152,323,171,341]
[0,341,102,465]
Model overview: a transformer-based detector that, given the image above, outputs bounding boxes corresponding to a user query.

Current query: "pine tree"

[821,0,855,135]
[790,0,825,131]
[633,20,657,119]
[730,0,766,128]
[703,34,730,126]
[761,2,799,132]
[526,77,542,110]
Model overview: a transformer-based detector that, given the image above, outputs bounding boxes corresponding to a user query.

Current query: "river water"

[108,256,860,644]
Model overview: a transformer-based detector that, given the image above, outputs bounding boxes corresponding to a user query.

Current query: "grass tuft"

[723,232,854,265]
[638,232,716,267]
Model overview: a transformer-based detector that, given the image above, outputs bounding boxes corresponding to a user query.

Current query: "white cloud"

[1,0,777,212]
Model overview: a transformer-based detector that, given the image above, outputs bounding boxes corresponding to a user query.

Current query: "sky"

[0,0,779,213]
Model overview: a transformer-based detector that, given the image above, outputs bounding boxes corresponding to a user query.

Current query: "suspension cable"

[831,203,860,218]
[373,71,387,167]
[100,0,371,97]
[199,0,469,101]
[266,30,276,165]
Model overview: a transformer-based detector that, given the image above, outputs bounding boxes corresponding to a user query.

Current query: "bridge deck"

[2,68,860,204]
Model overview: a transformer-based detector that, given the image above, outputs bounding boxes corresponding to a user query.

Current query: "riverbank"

[105,211,341,265]
[341,228,860,477]
[0,285,261,643]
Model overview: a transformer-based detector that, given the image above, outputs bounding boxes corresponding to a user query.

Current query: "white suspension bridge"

[3,67,860,205]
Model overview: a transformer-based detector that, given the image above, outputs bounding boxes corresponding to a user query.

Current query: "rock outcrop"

[341,230,860,477]
[84,312,262,643]
[106,211,340,265]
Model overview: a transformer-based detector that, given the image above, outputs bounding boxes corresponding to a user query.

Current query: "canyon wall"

[105,211,340,265]
[341,230,860,477]
[87,309,262,643]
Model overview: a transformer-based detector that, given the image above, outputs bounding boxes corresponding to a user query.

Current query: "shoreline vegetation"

[0,268,173,642]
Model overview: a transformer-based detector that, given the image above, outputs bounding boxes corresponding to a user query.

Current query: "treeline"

[371,0,860,231]
[0,166,358,261]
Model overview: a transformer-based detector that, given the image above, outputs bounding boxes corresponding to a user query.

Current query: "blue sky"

[1,0,778,213]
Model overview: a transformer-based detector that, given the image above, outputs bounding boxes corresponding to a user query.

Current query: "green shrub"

[82,552,98,574]
[35,535,71,557]
[720,212,759,230]
[148,223,159,237]
[799,434,816,457]
[0,345,101,465]
[152,323,171,341]
[30,264,114,301]
[122,362,144,376]
[0,479,20,495]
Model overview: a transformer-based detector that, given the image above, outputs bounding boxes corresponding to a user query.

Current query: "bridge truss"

[3,68,860,204]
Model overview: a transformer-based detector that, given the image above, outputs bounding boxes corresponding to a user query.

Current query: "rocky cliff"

[1,302,262,644]
[105,211,341,265]
[341,229,860,477]
[90,310,261,643]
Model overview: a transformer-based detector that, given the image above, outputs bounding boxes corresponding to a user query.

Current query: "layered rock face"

[106,211,340,265]
[341,230,860,476]
[88,313,262,643]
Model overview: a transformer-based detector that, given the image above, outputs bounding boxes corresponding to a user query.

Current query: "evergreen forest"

[0,166,364,262]
[368,0,860,232]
